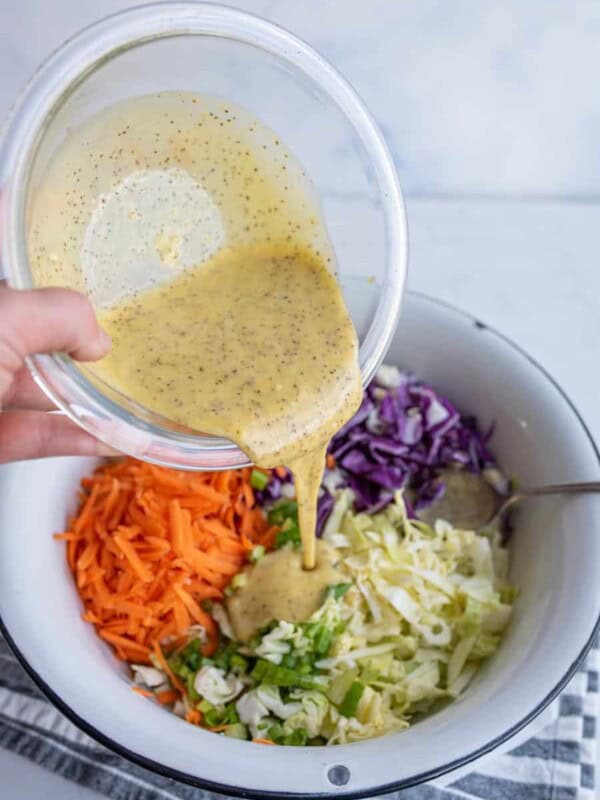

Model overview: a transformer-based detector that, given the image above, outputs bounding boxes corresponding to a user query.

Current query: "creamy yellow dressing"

[226,541,342,642]
[28,91,362,583]
[92,240,361,564]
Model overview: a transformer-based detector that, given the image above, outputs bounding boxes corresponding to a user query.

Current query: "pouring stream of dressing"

[28,92,362,572]
[92,242,362,569]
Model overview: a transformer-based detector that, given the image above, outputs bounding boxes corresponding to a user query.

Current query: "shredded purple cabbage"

[259,369,498,534]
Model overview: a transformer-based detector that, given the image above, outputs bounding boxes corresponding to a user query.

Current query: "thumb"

[0,286,111,362]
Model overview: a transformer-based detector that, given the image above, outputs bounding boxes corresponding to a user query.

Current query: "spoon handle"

[491,481,600,527]
[519,481,600,498]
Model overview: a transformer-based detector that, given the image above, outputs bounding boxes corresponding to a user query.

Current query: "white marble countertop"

[1,0,599,795]
[2,0,600,201]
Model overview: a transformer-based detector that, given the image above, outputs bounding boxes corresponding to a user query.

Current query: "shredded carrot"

[155,689,178,705]
[242,483,254,509]
[59,457,278,684]
[259,526,278,550]
[98,631,151,661]
[113,533,153,582]
[252,738,276,745]
[131,686,154,698]
[169,500,185,557]
[173,584,217,639]
[53,532,82,542]
[67,539,77,571]
[186,709,202,725]
[326,453,336,470]
[153,641,186,695]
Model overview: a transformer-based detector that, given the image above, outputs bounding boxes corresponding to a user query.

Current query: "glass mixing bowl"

[0,2,407,470]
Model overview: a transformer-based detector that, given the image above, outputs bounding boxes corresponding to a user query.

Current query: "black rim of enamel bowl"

[1,290,599,799]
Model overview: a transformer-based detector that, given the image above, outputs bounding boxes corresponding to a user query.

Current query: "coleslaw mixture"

[132,477,514,744]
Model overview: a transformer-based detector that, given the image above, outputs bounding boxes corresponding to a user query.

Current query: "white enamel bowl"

[0,293,599,797]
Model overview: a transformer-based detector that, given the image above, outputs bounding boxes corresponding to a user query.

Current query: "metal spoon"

[417,468,600,530]
[482,480,600,530]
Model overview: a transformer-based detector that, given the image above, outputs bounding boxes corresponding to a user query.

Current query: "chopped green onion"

[224,703,240,724]
[250,659,324,691]
[267,722,285,743]
[284,728,308,746]
[167,654,183,674]
[250,659,268,682]
[268,500,298,527]
[187,653,202,672]
[314,627,333,656]
[275,523,301,549]
[250,469,269,491]
[267,665,301,688]
[325,582,353,600]
[204,706,225,727]
[249,545,265,563]
[339,680,365,718]
[185,674,200,702]
[230,654,249,673]
[179,638,202,671]
[214,641,240,672]
[224,723,249,740]
[231,573,248,590]
[304,622,333,656]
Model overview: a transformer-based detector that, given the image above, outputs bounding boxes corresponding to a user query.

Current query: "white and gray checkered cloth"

[0,635,596,800]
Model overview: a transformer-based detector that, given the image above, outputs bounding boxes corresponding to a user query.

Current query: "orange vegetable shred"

[57,458,276,672]
[131,686,154,698]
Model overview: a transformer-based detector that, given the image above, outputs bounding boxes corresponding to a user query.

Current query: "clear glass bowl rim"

[0,1,408,469]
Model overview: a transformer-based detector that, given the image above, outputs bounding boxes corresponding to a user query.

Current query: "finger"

[0,286,111,363]
[2,366,54,411]
[0,410,119,464]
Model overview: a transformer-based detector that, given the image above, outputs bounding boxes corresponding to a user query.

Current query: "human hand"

[0,284,115,463]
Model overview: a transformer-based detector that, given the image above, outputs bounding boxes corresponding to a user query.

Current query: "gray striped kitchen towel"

[0,634,596,800]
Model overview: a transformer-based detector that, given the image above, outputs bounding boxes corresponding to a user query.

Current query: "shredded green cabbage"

[250,489,513,743]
